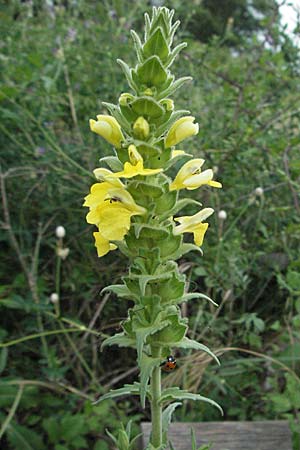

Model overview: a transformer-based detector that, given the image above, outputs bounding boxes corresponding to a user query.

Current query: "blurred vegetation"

[0,0,299,449]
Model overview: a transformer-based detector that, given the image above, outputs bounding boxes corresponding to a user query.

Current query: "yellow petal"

[93,231,117,257]
[98,204,132,240]
[208,180,222,188]
[83,182,119,208]
[193,223,209,246]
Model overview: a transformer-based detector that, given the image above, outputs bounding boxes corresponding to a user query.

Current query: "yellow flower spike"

[93,231,117,257]
[173,208,214,246]
[170,159,222,191]
[89,115,124,148]
[165,116,199,148]
[133,116,150,139]
[110,145,163,179]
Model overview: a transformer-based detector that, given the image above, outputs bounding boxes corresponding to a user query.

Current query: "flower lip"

[170,159,222,191]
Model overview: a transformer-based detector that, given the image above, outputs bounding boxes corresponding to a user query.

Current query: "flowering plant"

[84,7,222,449]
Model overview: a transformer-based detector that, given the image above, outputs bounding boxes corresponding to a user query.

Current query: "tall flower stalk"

[84,7,222,449]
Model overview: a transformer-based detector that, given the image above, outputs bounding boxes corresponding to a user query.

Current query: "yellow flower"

[170,159,222,191]
[173,208,214,246]
[93,231,117,257]
[133,116,150,139]
[110,145,163,179]
[89,115,124,148]
[165,116,199,148]
[84,183,146,242]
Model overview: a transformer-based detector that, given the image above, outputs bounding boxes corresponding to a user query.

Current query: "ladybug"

[161,355,176,372]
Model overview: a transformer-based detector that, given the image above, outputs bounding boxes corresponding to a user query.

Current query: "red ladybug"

[161,355,176,372]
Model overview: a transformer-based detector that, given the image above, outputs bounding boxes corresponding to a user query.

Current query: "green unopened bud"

[119,92,134,106]
[133,116,150,139]
[128,144,143,165]
[89,115,124,148]
[165,116,199,148]
[143,88,153,96]
[160,98,174,111]
[117,430,130,450]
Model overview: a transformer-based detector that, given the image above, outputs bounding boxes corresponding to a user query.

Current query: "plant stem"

[150,346,162,448]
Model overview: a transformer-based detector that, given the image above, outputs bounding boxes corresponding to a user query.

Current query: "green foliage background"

[0,0,299,449]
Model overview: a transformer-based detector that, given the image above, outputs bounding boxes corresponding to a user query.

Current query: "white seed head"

[50,293,59,303]
[218,210,227,220]
[57,247,70,260]
[255,187,264,197]
[55,226,66,238]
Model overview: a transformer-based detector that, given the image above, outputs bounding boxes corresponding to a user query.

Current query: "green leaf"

[135,319,170,363]
[157,76,192,100]
[159,387,223,415]
[43,417,61,444]
[137,56,167,87]
[155,191,177,215]
[162,402,181,433]
[98,156,123,171]
[175,337,220,365]
[150,314,187,346]
[60,414,85,441]
[180,243,203,257]
[94,441,109,450]
[181,292,218,307]
[140,354,161,408]
[7,423,46,450]
[0,348,8,373]
[130,30,143,63]
[101,332,136,350]
[101,284,135,299]
[161,198,202,220]
[93,383,142,405]
[143,27,169,62]
[131,96,164,118]
[117,59,138,92]
[133,223,169,241]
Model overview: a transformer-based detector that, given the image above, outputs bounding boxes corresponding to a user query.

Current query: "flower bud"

[50,293,59,303]
[118,92,134,106]
[117,430,130,450]
[160,98,174,111]
[56,226,66,238]
[90,115,124,148]
[57,247,70,260]
[128,144,143,165]
[255,187,264,197]
[143,88,153,96]
[133,116,150,139]
[165,116,199,148]
[218,210,227,220]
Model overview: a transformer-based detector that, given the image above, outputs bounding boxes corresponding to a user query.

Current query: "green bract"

[84,6,222,449]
